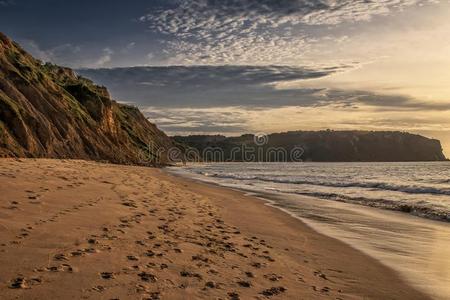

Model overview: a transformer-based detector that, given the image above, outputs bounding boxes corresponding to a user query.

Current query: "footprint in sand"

[192,254,210,263]
[138,272,157,282]
[92,285,105,292]
[127,255,139,261]
[261,286,287,297]
[180,270,202,280]
[250,262,265,269]
[53,253,69,261]
[236,280,252,288]
[9,277,28,289]
[135,240,146,246]
[227,291,240,300]
[40,263,75,273]
[100,272,115,279]
[9,276,42,289]
[204,281,217,289]
[314,270,328,280]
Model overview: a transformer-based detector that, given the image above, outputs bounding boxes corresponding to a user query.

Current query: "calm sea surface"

[168,162,450,299]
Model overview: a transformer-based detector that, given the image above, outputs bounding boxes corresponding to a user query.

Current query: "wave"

[282,191,450,222]
[200,172,450,196]
[173,167,450,222]
[241,185,450,222]
[434,179,450,184]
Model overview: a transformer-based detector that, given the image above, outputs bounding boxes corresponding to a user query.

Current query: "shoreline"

[166,164,450,299]
[0,158,430,299]
[168,162,450,223]
[168,165,450,299]
[161,169,433,299]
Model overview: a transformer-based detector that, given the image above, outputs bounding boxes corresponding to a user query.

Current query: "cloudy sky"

[1,0,449,155]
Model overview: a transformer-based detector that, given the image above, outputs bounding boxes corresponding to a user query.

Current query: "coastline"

[166,163,450,299]
[0,158,430,299]
[163,169,434,299]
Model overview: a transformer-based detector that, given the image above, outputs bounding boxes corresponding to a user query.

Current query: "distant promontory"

[174,131,447,162]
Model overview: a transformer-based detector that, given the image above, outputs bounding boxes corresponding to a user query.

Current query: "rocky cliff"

[0,32,174,165]
[174,131,447,162]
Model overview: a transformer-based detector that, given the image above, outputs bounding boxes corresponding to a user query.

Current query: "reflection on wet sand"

[264,193,450,299]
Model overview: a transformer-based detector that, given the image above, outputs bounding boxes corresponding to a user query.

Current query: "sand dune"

[0,159,429,299]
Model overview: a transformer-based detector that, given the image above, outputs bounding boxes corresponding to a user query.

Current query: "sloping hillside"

[0,32,174,165]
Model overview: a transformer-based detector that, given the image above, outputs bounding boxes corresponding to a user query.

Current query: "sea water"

[168,162,450,299]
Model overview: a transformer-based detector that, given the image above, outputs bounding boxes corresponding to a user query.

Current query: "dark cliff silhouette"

[174,131,447,162]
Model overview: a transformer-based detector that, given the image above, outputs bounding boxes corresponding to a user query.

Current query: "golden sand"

[0,159,429,299]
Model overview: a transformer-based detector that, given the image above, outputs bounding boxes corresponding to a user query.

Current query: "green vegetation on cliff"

[0,32,174,165]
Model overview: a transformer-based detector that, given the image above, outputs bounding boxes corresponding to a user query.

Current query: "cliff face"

[0,32,174,165]
[174,131,447,162]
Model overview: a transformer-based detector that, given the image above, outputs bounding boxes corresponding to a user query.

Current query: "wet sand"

[0,159,430,299]
[256,192,450,299]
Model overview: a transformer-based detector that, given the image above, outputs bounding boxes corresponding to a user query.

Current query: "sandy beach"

[0,159,430,300]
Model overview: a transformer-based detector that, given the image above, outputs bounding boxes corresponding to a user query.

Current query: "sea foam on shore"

[169,162,450,299]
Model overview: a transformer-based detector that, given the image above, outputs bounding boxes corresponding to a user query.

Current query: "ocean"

[168,162,450,299]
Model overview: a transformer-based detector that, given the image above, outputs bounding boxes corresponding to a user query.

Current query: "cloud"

[94,47,114,67]
[78,65,450,150]
[144,107,249,135]
[15,40,118,68]
[77,65,450,111]
[146,52,155,63]
[122,42,136,53]
[77,65,347,107]
[143,104,450,138]
[139,0,437,65]
[17,39,82,64]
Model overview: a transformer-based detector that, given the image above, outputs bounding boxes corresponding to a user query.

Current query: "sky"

[1,0,449,156]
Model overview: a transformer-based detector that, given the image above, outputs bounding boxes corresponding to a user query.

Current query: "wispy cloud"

[140,0,436,65]
[94,47,114,67]
[122,42,136,53]
[143,106,249,135]
[16,39,117,69]
[144,105,450,137]
[18,39,81,65]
